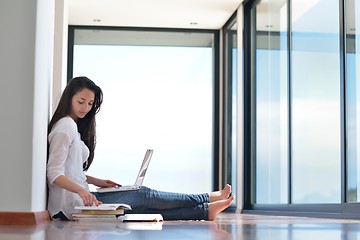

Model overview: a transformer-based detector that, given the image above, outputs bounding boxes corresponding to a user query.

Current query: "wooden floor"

[2,213,360,239]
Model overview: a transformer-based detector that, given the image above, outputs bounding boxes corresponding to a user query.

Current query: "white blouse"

[47,116,90,220]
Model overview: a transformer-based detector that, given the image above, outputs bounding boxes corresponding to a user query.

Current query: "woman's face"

[69,88,95,121]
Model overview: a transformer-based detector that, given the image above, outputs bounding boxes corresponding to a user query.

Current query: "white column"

[52,0,69,115]
[0,0,54,212]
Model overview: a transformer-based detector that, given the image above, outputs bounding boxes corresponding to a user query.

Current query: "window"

[69,28,219,193]
[251,0,341,205]
[255,0,289,204]
[291,0,341,203]
[244,0,356,216]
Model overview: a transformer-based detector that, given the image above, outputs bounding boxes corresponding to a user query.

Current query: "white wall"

[0,0,54,212]
[52,0,69,115]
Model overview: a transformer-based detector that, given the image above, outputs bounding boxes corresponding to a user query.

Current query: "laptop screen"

[135,149,153,186]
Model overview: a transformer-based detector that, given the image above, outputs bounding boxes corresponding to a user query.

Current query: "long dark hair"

[48,76,103,171]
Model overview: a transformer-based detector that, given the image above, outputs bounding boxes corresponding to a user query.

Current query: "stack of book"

[72,203,132,220]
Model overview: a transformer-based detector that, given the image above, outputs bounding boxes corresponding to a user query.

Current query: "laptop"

[96,149,153,193]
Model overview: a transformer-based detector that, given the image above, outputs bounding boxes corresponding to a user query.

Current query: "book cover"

[72,214,118,219]
[79,209,125,215]
[118,214,163,222]
[74,203,131,211]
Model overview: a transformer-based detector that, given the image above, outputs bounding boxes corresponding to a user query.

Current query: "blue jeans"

[93,186,210,220]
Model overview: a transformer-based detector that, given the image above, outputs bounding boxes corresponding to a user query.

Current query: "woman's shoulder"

[51,116,77,134]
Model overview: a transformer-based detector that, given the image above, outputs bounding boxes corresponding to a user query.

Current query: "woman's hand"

[96,179,121,188]
[53,175,102,206]
[53,175,103,206]
[77,188,102,206]
[86,175,121,188]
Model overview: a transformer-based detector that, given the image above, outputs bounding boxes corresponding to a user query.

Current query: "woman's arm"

[54,175,101,206]
[86,175,121,188]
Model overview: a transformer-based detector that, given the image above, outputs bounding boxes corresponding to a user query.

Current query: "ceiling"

[68,0,242,29]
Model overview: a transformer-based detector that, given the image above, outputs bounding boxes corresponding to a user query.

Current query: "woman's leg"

[133,203,209,220]
[209,184,232,202]
[127,195,235,220]
[93,186,210,210]
[93,186,234,221]
[208,195,235,220]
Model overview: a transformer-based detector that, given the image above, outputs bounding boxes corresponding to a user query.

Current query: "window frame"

[222,11,239,209]
[67,25,221,191]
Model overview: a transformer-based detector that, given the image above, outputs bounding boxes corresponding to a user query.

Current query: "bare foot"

[209,184,232,202]
[208,195,235,221]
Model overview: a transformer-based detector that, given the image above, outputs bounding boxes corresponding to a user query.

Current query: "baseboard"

[0,211,50,225]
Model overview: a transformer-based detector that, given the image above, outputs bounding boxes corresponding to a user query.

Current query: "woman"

[47,76,234,221]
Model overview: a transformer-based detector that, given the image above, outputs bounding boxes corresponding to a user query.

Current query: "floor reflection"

[44,220,232,240]
[1,214,360,240]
